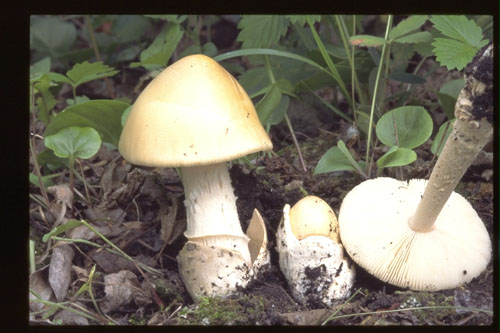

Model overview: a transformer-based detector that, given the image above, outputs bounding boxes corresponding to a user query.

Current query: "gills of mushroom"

[276,196,355,307]
[178,208,270,299]
[338,43,493,291]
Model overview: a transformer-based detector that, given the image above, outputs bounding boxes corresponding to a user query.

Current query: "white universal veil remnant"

[277,196,355,306]
[338,43,493,291]
[119,54,273,299]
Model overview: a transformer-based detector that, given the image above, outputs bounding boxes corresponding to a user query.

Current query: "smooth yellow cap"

[290,195,340,243]
[119,54,272,167]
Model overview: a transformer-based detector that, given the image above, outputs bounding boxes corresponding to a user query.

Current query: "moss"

[176,295,268,325]
[397,291,456,323]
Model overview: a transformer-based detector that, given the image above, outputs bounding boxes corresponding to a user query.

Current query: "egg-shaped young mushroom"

[276,196,355,307]
[338,43,493,291]
[119,54,272,299]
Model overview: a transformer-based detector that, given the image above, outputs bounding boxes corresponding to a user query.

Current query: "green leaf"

[337,140,367,176]
[29,172,59,188]
[42,219,83,243]
[44,100,129,146]
[44,126,102,160]
[145,15,187,24]
[430,15,486,47]
[268,95,289,125]
[431,119,455,156]
[393,31,431,44]
[314,141,366,175]
[237,15,290,48]
[30,16,77,57]
[66,61,119,88]
[376,146,417,169]
[121,105,133,127]
[314,146,357,174]
[34,75,57,125]
[430,15,488,70]
[111,15,151,43]
[66,95,91,106]
[435,78,464,119]
[376,106,433,149]
[286,15,321,26]
[431,38,480,71]
[350,35,386,47]
[388,72,426,84]
[131,22,183,69]
[389,15,428,40]
[30,57,51,82]
[255,83,282,125]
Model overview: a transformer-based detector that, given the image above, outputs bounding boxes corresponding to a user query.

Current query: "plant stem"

[84,15,115,99]
[333,15,366,106]
[409,43,493,232]
[365,15,393,178]
[264,55,307,172]
[30,136,50,207]
[307,16,353,109]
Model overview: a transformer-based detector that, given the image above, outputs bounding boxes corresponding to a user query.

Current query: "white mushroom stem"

[181,163,251,265]
[409,43,493,232]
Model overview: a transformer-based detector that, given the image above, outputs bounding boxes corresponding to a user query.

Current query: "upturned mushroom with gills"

[338,43,493,291]
[119,54,273,299]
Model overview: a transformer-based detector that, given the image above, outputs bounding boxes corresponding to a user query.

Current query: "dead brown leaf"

[48,184,73,210]
[48,244,75,302]
[99,270,149,314]
[29,269,55,312]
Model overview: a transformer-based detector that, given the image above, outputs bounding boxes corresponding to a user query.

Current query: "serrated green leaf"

[44,100,129,146]
[431,119,455,156]
[46,72,72,85]
[44,126,101,160]
[376,146,416,169]
[66,61,119,88]
[350,35,386,47]
[237,15,290,49]
[376,106,433,149]
[430,15,485,48]
[432,38,478,71]
[389,15,428,40]
[393,31,431,44]
[256,83,282,125]
[286,15,321,26]
[131,22,183,69]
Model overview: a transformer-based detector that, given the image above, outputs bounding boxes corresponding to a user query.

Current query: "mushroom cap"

[119,54,272,167]
[290,195,340,242]
[338,177,491,291]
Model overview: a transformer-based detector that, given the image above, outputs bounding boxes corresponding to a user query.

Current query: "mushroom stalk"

[181,163,251,264]
[409,43,493,232]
